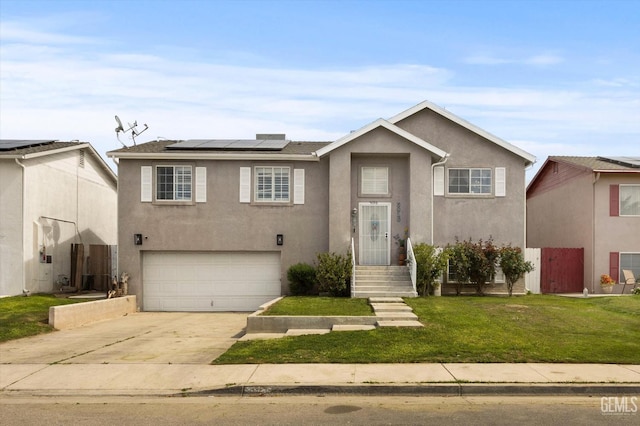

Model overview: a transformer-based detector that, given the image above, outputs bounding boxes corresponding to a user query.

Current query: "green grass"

[214,295,640,364]
[262,296,373,316]
[0,294,85,342]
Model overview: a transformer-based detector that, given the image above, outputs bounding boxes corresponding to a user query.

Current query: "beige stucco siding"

[0,161,24,296]
[593,174,640,287]
[326,127,435,254]
[396,109,527,248]
[118,159,330,308]
[0,149,116,295]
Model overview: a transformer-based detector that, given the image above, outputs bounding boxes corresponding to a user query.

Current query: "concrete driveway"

[0,312,248,365]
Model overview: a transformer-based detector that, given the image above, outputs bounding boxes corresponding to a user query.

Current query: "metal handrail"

[350,237,356,297]
[406,237,417,295]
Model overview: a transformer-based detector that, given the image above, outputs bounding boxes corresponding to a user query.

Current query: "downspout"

[431,154,449,245]
[591,172,601,293]
[14,159,27,293]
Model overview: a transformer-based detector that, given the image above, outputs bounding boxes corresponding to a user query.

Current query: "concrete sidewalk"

[1,363,639,397]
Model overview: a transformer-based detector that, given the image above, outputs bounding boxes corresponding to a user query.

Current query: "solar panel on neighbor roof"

[599,156,640,168]
[166,139,288,151]
[0,140,55,151]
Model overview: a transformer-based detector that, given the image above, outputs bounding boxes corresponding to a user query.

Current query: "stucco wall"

[593,174,640,287]
[8,149,117,295]
[396,109,528,248]
[117,158,330,309]
[0,161,24,296]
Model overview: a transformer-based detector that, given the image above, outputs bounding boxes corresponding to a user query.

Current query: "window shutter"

[433,166,445,196]
[609,252,620,282]
[195,167,206,203]
[495,167,506,197]
[294,169,305,205]
[609,184,619,216]
[141,166,152,202]
[239,167,251,203]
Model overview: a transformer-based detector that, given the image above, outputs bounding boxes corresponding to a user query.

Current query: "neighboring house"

[526,156,640,293]
[107,100,535,312]
[0,140,117,297]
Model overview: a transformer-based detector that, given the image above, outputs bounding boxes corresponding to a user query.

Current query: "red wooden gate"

[540,248,584,293]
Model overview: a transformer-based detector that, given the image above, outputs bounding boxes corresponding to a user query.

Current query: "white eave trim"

[107,152,320,162]
[315,118,447,159]
[3,143,117,183]
[389,100,536,166]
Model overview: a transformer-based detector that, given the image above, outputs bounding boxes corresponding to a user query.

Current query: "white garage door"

[142,252,281,312]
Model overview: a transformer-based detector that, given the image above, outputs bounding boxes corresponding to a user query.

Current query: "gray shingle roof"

[0,140,85,156]
[108,140,331,156]
[551,156,640,171]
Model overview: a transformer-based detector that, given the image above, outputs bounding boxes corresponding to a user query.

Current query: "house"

[0,140,117,297]
[526,156,640,293]
[107,100,535,312]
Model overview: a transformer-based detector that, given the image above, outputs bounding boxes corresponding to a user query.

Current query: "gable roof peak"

[389,100,536,166]
[315,118,447,159]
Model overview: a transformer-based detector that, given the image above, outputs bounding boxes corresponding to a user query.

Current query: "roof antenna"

[114,115,149,147]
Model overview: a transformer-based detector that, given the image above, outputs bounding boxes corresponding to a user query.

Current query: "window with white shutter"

[433,166,445,196]
[294,169,305,205]
[495,167,506,197]
[195,167,206,203]
[239,167,251,203]
[141,166,152,202]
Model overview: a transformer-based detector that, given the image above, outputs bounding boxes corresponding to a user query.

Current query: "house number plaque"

[396,202,401,222]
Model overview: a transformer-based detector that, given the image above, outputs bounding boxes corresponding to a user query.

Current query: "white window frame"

[620,252,640,283]
[155,165,193,202]
[254,166,290,203]
[448,168,492,195]
[361,166,389,196]
[619,184,640,216]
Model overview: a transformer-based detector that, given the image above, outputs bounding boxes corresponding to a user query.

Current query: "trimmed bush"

[413,243,449,296]
[315,251,352,297]
[287,263,317,295]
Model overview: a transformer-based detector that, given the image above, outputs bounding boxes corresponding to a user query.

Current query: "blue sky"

[1,0,638,180]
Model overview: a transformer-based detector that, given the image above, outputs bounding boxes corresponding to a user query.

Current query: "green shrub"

[499,245,534,297]
[315,251,352,297]
[413,243,449,296]
[287,263,317,295]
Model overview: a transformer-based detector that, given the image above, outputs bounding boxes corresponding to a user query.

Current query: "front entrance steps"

[352,266,417,298]
[241,297,422,340]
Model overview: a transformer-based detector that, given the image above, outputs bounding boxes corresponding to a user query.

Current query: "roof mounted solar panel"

[0,140,56,151]
[166,139,289,151]
[598,156,640,168]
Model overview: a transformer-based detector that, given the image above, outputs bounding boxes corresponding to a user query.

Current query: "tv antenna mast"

[114,115,148,147]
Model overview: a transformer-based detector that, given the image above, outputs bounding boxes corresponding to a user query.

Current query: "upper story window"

[361,166,389,195]
[156,165,192,201]
[449,168,491,194]
[620,185,640,216]
[255,166,290,202]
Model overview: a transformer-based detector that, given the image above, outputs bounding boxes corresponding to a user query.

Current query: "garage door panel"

[143,252,281,312]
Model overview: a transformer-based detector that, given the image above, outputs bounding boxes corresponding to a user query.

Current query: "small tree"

[287,263,317,296]
[413,243,449,296]
[468,238,498,296]
[499,245,534,296]
[448,239,473,296]
[315,251,352,297]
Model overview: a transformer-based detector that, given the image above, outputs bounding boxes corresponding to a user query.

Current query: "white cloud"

[1,19,638,182]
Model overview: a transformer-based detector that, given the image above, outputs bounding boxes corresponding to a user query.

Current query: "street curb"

[189,384,640,397]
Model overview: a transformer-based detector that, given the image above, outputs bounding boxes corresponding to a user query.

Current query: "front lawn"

[214,295,640,364]
[0,294,85,342]
[262,296,373,316]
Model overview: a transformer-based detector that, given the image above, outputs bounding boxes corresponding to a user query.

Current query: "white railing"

[406,237,417,295]
[350,237,356,297]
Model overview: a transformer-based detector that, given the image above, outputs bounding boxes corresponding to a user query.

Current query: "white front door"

[359,202,391,265]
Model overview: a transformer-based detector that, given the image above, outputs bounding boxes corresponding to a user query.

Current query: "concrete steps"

[353,266,417,298]
[370,297,423,328]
